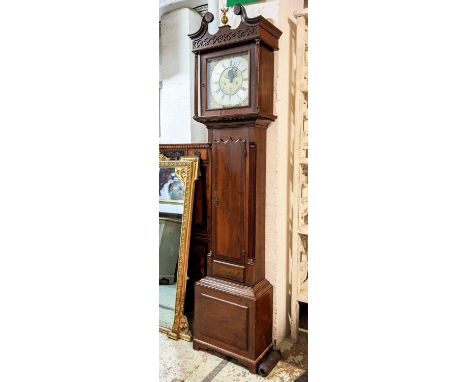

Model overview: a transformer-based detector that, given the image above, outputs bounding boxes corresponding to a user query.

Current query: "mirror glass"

[159,167,184,330]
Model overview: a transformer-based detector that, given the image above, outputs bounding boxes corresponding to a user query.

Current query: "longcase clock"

[189,4,282,373]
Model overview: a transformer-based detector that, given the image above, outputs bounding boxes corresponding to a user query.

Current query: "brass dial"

[207,52,249,109]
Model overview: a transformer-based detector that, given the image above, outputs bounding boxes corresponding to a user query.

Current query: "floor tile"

[159,334,207,382]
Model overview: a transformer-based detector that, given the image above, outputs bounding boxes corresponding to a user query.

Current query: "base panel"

[193,276,273,374]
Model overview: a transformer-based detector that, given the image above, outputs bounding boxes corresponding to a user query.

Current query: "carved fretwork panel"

[192,25,258,51]
[298,234,308,300]
[302,98,309,159]
[299,165,308,230]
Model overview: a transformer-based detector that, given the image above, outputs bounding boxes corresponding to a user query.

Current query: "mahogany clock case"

[187,4,282,373]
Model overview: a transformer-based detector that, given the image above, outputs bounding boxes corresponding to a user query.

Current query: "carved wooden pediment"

[188,4,282,52]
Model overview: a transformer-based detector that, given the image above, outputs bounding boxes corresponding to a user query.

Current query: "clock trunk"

[208,125,267,287]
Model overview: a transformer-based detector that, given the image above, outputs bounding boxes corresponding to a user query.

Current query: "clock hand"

[227,68,238,83]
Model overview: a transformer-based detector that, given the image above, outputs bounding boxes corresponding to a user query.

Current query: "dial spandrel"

[207,52,249,109]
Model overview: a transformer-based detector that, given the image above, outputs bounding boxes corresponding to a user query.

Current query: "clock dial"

[207,52,249,109]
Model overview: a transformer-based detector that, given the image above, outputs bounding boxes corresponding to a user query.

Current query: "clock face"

[207,52,249,109]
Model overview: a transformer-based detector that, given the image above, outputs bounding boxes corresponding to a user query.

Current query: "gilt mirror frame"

[159,154,199,341]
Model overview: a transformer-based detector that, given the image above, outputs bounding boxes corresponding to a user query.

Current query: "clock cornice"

[188,4,282,53]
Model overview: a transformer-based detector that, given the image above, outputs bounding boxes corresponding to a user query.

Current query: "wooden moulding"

[197,276,272,300]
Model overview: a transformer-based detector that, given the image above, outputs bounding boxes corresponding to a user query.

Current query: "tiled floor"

[159,332,308,382]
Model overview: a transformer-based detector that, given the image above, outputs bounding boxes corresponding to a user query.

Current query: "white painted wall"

[160,8,207,143]
[207,0,219,34]
[159,0,206,19]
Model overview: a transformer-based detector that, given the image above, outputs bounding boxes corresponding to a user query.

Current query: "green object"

[226,0,258,7]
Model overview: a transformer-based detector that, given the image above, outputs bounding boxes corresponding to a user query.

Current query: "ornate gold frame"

[159,154,199,341]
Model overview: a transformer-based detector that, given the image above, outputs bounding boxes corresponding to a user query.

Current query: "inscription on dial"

[207,52,249,109]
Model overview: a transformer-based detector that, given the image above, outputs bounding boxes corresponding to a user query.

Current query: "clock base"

[193,276,273,374]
